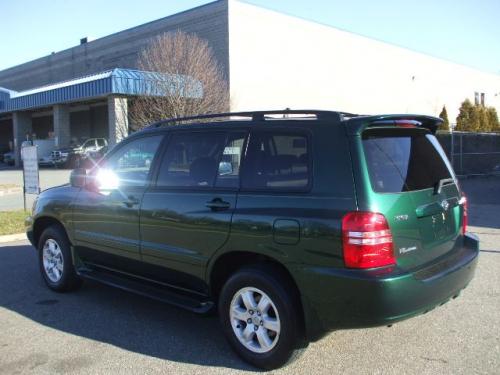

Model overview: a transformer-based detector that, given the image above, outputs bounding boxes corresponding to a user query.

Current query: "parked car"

[52,138,107,168]
[26,110,479,370]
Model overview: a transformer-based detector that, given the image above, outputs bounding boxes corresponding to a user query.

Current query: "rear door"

[360,128,463,269]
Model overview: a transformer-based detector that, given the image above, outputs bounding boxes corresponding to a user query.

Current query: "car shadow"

[0,243,257,371]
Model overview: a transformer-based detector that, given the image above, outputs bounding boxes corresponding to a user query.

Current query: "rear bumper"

[297,233,479,340]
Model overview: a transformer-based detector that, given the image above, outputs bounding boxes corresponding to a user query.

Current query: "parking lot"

[0,176,499,374]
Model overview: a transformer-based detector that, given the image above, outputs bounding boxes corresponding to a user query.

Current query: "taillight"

[342,212,395,269]
[460,194,468,235]
[394,120,418,128]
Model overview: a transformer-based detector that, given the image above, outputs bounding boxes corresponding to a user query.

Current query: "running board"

[77,268,214,314]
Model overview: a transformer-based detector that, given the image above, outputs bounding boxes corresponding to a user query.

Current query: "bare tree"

[130,30,229,129]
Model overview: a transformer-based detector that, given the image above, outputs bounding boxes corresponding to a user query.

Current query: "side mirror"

[70,168,87,188]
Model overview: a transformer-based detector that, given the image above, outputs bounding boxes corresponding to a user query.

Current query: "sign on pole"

[21,145,40,211]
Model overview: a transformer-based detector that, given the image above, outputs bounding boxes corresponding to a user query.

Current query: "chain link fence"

[437,127,500,176]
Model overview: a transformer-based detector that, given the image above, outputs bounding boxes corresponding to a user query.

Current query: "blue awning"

[0,68,202,114]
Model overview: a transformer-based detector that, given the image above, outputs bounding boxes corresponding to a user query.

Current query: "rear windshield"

[362,129,454,193]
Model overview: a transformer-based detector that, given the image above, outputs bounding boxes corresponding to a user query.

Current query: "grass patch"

[0,210,28,236]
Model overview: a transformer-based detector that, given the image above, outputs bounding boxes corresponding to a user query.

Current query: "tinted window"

[157,132,227,187]
[104,135,162,187]
[242,132,310,190]
[363,130,453,193]
[97,139,106,147]
[216,133,247,188]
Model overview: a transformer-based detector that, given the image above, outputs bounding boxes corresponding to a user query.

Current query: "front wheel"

[38,225,82,292]
[219,265,302,370]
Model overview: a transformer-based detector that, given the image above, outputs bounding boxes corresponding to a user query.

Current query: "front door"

[72,134,163,268]
[139,130,247,292]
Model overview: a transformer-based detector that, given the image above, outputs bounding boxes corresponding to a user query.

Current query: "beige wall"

[228,1,500,122]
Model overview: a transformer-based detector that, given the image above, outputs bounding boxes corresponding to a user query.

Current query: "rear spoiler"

[345,114,443,135]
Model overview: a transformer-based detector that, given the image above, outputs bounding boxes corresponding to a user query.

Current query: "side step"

[77,267,214,314]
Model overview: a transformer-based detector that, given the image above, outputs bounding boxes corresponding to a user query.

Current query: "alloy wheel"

[229,287,281,354]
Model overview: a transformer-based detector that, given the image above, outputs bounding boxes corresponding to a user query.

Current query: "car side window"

[242,131,310,190]
[157,132,227,188]
[215,132,247,188]
[104,135,163,187]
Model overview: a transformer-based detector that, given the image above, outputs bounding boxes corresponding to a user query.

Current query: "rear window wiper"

[434,178,455,195]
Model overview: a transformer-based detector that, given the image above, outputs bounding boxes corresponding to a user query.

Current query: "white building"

[226,1,500,121]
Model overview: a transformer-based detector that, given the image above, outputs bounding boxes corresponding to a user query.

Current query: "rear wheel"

[38,225,82,292]
[219,265,302,370]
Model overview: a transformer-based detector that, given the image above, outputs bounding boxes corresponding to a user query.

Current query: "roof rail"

[147,109,356,129]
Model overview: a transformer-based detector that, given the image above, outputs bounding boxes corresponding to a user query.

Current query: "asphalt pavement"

[0,177,499,374]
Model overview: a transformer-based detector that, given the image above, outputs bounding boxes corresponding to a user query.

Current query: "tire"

[38,225,82,292]
[219,265,302,370]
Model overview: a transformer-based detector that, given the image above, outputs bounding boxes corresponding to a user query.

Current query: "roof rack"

[148,109,359,129]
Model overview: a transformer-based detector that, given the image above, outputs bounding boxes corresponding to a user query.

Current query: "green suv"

[26,110,479,369]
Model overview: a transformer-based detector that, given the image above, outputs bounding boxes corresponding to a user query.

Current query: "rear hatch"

[359,127,463,270]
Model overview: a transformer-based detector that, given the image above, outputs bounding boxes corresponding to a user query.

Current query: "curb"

[0,187,23,197]
[0,232,27,243]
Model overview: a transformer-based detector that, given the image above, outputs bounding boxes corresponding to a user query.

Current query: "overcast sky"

[1,0,499,74]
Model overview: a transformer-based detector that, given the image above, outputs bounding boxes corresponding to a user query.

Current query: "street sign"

[21,145,40,210]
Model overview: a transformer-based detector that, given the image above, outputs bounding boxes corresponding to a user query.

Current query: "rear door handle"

[206,198,230,211]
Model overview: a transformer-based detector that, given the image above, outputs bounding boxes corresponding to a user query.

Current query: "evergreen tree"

[438,105,450,131]
[455,99,500,132]
[487,107,500,132]
[469,105,482,132]
[478,106,491,132]
[456,99,474,131]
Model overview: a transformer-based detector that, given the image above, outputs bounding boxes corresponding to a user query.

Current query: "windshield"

[362,129,454,193]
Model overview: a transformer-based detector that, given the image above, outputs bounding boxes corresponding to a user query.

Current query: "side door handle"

[124,195,140,208]
[206,198,230,211]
